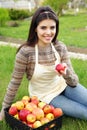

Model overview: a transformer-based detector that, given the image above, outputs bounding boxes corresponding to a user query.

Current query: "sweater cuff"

[0,108,5,119]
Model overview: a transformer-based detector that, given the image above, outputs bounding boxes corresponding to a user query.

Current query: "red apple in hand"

[55,63,67,74]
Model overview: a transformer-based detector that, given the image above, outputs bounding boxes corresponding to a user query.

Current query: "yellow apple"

[15,101,24,110]
[46,113,54,121]
[27,113,36,123]
[22,96,30,102]
[14,113,19,120]
[38,101,46,109]
[33,120,42,128]
[40,117,49,125]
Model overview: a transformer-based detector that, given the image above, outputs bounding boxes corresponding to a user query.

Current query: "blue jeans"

[50,83,87,120]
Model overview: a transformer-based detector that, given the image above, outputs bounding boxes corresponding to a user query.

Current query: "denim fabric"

[50,83,87,120]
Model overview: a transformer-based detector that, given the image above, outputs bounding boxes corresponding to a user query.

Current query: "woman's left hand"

[55,63,67,76]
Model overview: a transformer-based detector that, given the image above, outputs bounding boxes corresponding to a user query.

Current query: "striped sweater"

[1,41,79,117]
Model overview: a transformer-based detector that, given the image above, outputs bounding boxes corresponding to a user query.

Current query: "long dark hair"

[17,6,59,52]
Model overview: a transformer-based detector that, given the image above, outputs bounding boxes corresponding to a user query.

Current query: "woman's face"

[36,19,56,47]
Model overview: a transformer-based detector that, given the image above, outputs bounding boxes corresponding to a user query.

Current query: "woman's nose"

[46,29,51,34]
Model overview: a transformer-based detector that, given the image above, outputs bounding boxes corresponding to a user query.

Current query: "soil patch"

[0,36,87,54]
[67,46,87,54]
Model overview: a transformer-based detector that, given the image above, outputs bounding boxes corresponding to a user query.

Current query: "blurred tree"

[42,0,69,16]
[33,0,40,9]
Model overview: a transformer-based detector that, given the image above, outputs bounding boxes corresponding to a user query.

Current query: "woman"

[0,6,87,121]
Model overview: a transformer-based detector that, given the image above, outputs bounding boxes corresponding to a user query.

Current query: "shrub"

[8,9,32,20]
[7,21,19,27]
[0,8,10,26]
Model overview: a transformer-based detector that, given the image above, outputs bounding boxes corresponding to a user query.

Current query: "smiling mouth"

[44,36,53,40]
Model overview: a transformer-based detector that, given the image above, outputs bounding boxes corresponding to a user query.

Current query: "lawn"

[0,9,87,130]
[58,13,87,48]
[0,12,87,48]
[0,45,87,130]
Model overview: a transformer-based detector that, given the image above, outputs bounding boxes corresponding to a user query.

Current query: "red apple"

[53,108,63,117]
[31,99,39,106]
[31,96,38,100]
[31,96,39,106]
[9,106,18,116]
[50,105,55,113]
[33,120,42,128]
[43,104,52,114]
[32,107,44,120]
[55,63,66,73]
[18,109,31,121]
[46,113,54,121]
[27,122,33,128]
[44,127,49,130]
[27,113,36,123]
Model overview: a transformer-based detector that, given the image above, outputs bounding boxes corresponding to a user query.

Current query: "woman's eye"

[41,26,46,29]
[51,26,56,29]
[40,26,56,30]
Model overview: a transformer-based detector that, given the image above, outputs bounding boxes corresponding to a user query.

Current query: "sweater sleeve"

[57,42,79,87]
[1,46,28,118]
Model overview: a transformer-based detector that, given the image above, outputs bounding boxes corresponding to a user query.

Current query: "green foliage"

[42,0,69,15]
[8,9,32,20]
[0,8,10,26]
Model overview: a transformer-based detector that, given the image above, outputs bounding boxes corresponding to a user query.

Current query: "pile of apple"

[8,96,63,129]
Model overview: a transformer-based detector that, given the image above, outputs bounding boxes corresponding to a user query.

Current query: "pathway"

[0,41,87,61]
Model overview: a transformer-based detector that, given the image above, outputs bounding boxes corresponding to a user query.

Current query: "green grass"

[0,46,28,103]
[58,13,87,48]
[0,20,30,40]
[0,12,87,48]
[0,45,87,130]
